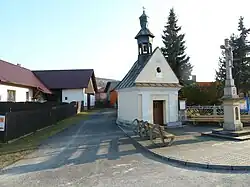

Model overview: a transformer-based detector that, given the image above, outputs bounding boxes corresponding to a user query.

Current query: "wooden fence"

[0,102,77,142]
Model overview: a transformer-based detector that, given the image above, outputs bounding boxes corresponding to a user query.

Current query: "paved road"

[0,110,250,187]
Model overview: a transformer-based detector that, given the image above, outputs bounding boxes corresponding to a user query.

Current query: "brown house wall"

[110,90,118,106]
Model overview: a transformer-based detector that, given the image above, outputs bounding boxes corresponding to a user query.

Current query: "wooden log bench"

[132,119,147,136]
[132,119,143,134]
[147,122,175,146]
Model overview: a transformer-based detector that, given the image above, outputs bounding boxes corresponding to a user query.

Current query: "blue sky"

[1,0,250,81]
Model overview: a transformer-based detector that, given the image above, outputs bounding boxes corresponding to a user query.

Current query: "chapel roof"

[115,47,182,90]
[135,28,155,39]
[115,48,158,90]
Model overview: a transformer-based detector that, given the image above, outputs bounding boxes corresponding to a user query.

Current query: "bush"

[180,82,222,105]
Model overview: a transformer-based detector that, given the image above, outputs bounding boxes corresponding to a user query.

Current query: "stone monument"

[203,38,250,140]
[220,38,243,131]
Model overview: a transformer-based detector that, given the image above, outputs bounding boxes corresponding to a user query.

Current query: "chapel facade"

[116,9,182,127]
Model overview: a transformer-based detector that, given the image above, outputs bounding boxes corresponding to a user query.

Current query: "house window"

[26,92,29,101]
[7,90,16,102]
[65,97,68,100]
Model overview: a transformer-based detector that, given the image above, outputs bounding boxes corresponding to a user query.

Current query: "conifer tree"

[161,8,193,85]
[215,17,250,93]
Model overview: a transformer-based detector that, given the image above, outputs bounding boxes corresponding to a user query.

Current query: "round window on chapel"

[156,67,161,73]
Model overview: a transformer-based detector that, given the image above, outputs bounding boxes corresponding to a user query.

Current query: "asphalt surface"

[0,110,250,187]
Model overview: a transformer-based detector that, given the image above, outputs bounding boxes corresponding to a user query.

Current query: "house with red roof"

[33,69,98,109]
[0,60,98,109]
[0,60,51,102]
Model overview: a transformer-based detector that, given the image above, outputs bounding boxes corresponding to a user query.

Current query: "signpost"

[0,115,5,131]
[239,97,250,113]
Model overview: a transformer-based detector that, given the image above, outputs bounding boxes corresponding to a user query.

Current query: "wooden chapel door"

[153,100,164,125]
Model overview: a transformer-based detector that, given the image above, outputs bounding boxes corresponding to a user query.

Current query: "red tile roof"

[196,82,219,87]
[98,87,106,93]
[33,69,98,92]
[0,60,51,94]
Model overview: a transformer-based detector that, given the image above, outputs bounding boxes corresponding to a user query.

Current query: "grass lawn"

[0,110,96,169]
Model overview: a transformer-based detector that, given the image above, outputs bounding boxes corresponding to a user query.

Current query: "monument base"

[202,128,250,141]
[223,121,243,131]
[202,97,249,141]
[222,97,243,131]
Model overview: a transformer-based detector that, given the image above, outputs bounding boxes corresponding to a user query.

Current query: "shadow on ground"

[0,111,140,175]
[2,137,140,175]
[132,124,228,149]
[2,111,250,176]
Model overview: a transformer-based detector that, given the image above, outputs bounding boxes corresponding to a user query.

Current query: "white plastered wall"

[117,86,179,125]
[117,87,138,124]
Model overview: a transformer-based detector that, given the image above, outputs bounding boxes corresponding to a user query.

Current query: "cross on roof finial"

[143,6,146,13]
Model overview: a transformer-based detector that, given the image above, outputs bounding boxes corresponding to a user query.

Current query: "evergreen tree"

[161,8,193,85]
[233,17,250,92]
[215,17,250,94]
[215,52,227,98]
[215,57,226,82]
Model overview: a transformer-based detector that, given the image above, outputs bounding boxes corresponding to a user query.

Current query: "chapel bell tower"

[135,8,155,58]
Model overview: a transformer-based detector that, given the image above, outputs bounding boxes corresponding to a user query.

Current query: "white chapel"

[115,10,182,127]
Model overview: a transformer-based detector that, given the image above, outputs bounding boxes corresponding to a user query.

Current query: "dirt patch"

[0,150,34,169]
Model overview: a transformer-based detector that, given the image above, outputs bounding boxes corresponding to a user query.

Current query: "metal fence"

[185,105,249,118]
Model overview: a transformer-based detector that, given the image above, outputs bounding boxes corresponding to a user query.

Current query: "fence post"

[3,113,8,143]
[213,105,217,115]
[184,109,187,120]
[178,109,187,122]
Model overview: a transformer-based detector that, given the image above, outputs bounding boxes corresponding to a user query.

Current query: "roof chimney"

[17,63,21,67]
[191,75,196,82]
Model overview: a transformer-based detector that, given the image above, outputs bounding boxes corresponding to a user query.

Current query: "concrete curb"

[118,125,250,171]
